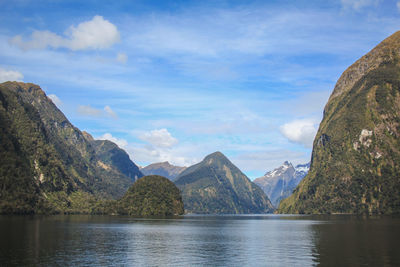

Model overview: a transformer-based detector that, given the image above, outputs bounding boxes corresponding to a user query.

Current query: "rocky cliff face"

[175,152,274,214]
[140,161,186,181]
[254,161,309,207]
[278,31,400,214]
[0,82,137,214]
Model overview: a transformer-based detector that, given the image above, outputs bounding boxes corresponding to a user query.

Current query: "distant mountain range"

[175,152,274,214]
[254,161,310,207]
[140,161,186,181]
[279,31,400,214]
[0,82,142,214]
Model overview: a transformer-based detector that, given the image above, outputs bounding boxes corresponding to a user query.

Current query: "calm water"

[0,215,399,266]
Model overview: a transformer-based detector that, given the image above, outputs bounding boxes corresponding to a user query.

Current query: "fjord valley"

[2,32,400,217]
[0,81,272,215]
[2,1,400,266]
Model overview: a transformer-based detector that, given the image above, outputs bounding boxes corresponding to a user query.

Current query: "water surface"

[0,214,399,266]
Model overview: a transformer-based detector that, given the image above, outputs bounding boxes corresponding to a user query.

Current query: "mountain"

[278,31,400,214]
[175,151,274,214]
[140,161,186,181]
[82,132,143,182]
[254,161,310,207]
[0,82,137,214]
[116,175,184,216]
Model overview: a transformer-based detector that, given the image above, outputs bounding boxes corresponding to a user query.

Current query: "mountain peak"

[2,81,45,97]
[254,161,309,207]
[203,151,229,165]
[330,30,400,101]
[141,161,186,181]
[205,151,225,159]
[175,152,274,214]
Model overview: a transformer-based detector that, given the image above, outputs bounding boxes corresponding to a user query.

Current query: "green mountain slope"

[82,132,143,182]
[278,31,400,214]
[117,175,184,216]
[175,152,274,214]
[0,82,136,214]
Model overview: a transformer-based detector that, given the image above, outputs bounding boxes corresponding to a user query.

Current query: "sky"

[0,0,400,179]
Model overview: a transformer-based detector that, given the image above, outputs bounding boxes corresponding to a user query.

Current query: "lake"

[0,214,399,266]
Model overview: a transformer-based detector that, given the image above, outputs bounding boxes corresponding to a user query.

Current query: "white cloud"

[341,0,379,11]
[48,94,62,106]
[139,128,178,148]
[397,1,400,12]
[77,104,119,118]
[77,105,102,117]
[97,133,128,148]
[0,67,23,82]
[126,128,193,166]
[104,105,118,118]
[127,145,191,167]
[280,119,318,148]
[10,15,120,51]
[116,52,127,63]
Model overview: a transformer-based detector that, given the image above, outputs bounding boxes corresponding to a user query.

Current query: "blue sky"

[1,0,400,179]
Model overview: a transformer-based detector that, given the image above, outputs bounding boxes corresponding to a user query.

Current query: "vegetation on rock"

[175,152,274,214]
[278,31,400,214]
[117,175,184,216]
[85,134,143,182]
[0,82,136,214]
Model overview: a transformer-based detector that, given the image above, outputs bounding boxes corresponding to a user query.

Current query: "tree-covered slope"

[0,82,136,214]
[278,31,400,214]
[117,175,184,216]
[82,132,143,182]
[175,152,274,214]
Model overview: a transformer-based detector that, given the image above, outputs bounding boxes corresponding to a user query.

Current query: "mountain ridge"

[254,161,310,207]
[140,161,186,181]
[175,151,274,214]
[278,31,400,214]
[0,82,139,214]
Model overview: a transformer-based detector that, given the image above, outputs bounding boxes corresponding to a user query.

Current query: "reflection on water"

[311,215,400,266]
[0,215,399,266]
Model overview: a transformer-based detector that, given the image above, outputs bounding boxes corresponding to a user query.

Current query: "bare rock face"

[279,31,400,214]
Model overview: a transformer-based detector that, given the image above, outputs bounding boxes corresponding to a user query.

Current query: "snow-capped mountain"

[254,161,310,208]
